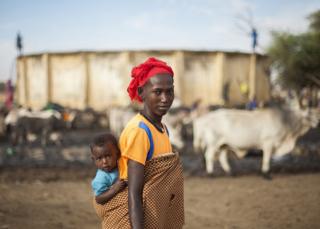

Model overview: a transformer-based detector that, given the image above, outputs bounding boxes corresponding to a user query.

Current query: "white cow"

[108,106,185,150]
[162,108,189,150]
[108,106,136,137]
[193,107,319,178]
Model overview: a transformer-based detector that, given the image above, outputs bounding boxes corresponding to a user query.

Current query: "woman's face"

[141,73,174,119]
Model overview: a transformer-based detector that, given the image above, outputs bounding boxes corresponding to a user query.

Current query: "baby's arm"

[95,179,127,205]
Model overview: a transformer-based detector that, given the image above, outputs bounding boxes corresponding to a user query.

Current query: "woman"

[94,57,184,229]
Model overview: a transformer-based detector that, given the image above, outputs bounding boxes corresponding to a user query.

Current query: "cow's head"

[167,122,184,151]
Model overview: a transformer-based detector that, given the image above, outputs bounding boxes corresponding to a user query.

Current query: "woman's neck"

[141,110,161,124]
[140,110,164,132]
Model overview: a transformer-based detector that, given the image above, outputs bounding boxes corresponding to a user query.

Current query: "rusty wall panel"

[224,54,251,105]
[182,53,218,106]
[50,55,86,109]
[222,54,270,106]
[256,57,271,102]
[26,56,48,109]
[88,52,177,110]
[16,51,271,110]
[16,59,26,106]
[88,53,131,109]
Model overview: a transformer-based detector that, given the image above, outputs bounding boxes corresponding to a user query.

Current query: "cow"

[193,106,319,179]
[162,106,193,150]
[107,106,136,137]
[5,107,64,146]
[70,107,102,129]
[107,106,186,150]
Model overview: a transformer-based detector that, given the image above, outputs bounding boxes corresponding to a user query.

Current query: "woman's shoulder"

[123,113,145,130]
[120,113,146,137]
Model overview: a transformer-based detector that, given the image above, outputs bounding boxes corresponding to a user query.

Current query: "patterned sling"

[93,121,185,229]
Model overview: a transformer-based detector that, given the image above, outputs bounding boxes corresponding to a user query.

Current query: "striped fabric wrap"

[93,153,185,229]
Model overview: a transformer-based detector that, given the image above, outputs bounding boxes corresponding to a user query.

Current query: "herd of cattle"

[1,106,107,146]
[1,102,319,178]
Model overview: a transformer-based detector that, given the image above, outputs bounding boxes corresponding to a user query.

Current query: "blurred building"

[16,50,270,110]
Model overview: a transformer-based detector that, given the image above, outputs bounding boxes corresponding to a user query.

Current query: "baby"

[90,133,126,205]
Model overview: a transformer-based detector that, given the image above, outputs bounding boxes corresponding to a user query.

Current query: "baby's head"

[90,133,120,172]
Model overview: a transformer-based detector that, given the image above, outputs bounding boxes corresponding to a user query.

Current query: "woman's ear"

[138,87,143,99]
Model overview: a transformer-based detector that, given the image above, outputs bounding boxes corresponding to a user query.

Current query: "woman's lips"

[158,105,170,110]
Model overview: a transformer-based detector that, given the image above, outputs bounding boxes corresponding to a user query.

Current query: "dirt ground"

[0,167,319,229]
[0,127,319,229]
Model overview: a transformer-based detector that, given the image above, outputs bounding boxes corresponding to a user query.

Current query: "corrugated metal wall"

[16,51,270,110]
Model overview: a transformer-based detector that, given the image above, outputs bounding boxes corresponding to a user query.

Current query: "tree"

[308,10,320,32]
[267,10,320,90]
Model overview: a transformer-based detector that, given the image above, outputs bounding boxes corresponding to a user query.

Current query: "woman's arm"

[95,179,127,205]
[128,159,145,229]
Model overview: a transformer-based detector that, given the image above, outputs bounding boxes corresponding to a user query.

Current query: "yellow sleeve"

[120,126,150,165]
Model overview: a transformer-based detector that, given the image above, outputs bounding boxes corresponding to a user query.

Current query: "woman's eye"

[155,90,161,95]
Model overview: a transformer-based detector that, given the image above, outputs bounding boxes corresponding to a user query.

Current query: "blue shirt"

[91,168,118,196]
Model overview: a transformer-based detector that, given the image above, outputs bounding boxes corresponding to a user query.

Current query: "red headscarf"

[127,57,174,102]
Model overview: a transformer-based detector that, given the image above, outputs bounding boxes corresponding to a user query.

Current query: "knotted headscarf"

[127,57,174,102]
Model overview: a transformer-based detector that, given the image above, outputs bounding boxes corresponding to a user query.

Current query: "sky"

[1,0,320,82]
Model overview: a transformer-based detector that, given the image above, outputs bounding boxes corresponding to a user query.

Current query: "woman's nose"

[160,92,169,102]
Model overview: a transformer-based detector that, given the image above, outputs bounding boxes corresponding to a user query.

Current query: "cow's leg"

[41,137,46,146]
[218,149,232,175]
[262,146,273,180]
[20,128,27,145]
[50,132,63,146]
[41,129,49,146]
[205,146,216,174]
[9,125,18,146]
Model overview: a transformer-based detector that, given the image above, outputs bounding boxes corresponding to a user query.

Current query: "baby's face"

[92,142,119,172]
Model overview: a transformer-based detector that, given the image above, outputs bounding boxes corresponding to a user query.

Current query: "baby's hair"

[90,132,119,155]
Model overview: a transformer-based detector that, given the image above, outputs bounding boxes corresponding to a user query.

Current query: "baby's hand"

[112,179,127,192]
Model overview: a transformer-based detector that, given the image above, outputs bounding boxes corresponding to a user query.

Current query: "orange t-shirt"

[118,113,172,179]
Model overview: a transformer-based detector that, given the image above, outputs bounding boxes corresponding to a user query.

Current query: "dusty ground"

[0,127,319,229]
[0,167,320,229]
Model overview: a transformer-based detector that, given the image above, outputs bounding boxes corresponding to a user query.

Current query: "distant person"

[222,83,230,105]
[90,133,127,205]
[246,96,258,110]
[5,79,14,110]
[251,27,258,52]
[16,32,23,56]
[240,82,249,97]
